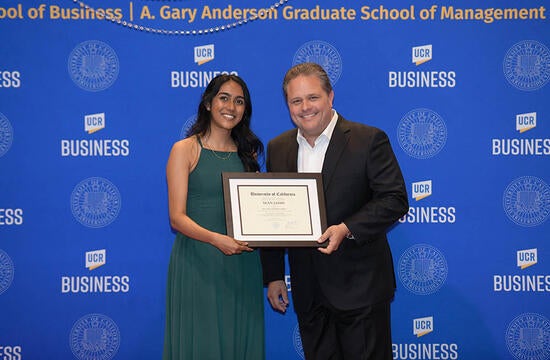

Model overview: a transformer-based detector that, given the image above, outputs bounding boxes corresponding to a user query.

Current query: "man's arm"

[345,129,409,244]
[260,247,288,312]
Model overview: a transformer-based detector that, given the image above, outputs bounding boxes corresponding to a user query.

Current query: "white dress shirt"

[296,110,353,238]
[297,109,338,173]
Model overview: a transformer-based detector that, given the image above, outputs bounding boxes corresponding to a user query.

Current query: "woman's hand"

[211,234,254,255]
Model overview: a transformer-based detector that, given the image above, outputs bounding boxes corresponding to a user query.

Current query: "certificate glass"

[222,172,327,247]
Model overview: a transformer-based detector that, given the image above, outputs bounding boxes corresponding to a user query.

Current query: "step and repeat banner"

[1,0,549,359]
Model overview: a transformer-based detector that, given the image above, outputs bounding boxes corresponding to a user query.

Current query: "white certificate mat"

[222,172,327,247]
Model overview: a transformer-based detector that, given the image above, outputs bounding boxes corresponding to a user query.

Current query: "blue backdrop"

[1,0,549,359]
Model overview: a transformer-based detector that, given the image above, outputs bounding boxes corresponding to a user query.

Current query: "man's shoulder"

[268,128,297,146]
[337,116,384,136]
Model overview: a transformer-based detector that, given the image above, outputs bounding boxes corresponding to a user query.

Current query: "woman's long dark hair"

[187,74,264,172]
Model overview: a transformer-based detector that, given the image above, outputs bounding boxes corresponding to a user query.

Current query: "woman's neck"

[201,131,236,152]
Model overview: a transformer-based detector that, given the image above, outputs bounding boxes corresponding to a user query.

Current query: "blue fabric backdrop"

[1,1,549,359]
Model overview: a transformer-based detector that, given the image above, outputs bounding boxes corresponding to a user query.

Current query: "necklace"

[202,137,234,160]
[209,149,233,160]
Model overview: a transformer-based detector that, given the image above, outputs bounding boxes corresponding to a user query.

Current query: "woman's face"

[207,80,246,132]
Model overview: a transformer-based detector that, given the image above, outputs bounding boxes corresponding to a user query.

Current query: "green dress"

[163,139,265,360]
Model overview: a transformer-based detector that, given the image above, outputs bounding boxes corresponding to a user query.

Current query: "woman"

[163,74,265,359]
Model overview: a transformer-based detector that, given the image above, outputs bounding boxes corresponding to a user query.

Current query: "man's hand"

[317,222,349,254]
[266,280,289,313]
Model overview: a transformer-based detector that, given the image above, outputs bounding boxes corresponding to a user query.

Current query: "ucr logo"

[412,45,432,66]
[85,113,105,134]
[86,249,106,270]
[412,180,432,201]
[194,44,214,65]
[413,316,434,337]
[516,112,536,133]
[517,248,537,269]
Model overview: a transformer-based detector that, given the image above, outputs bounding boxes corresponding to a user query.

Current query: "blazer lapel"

[322,116,350,191]
[285,130,299,172]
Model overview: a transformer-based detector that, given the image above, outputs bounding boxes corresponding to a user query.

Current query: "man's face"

[286,74,334,144]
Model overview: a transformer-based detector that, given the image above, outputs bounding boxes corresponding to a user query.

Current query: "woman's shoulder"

[172,136,198,151]
[169,136,200,162]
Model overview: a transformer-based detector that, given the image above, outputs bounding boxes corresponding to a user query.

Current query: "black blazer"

[261,115,409,313]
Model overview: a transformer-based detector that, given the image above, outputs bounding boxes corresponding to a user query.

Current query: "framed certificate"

[222,172,327,247]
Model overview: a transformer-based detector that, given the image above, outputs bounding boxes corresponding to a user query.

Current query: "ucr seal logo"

[293,40,343,85]
[70,313,120,360]
[293,324,304,359]
[398,244,448,295]
[180,115,197,140]
[0,112,14,157]
[71,177,121,228]
[503,176,550,227]
[506,313,550,360]
[0,249,15,295]
[503,40,550,91]
[397,108,447,159]
[68,40,119,92]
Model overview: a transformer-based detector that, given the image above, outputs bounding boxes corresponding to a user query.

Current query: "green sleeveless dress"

[163,139,265,360]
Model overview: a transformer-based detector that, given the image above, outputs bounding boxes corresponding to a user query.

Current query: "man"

[260,62,408,360]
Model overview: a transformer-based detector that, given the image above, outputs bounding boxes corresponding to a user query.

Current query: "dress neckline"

[196,135,236,153]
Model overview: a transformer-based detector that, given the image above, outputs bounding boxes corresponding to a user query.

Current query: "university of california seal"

[180,115,197,140]
[397,108,447,159]
[506,313,550,360]
[71,177,121,228]
[70,313,121,360]
[0,249,14,295]
[0,112,13,157]
[293,40,343,85]
[68,40,119,92]
[293,324,305,359]
[503,40,550,91]
[503,176,550,227]
[398,244,448,295]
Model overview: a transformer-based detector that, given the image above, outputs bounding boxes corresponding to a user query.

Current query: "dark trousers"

[297,299,392,360]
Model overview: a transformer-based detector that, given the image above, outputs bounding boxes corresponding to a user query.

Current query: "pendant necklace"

[202,137,233,160]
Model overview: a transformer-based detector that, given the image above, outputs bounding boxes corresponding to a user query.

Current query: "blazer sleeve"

[345,129,409,244]
[260,248,286,284]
